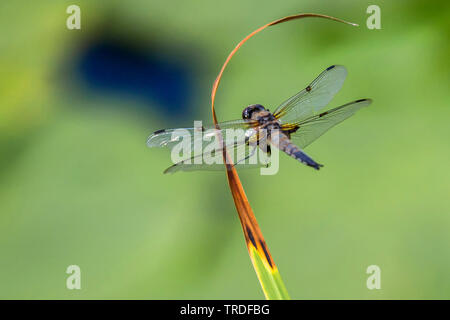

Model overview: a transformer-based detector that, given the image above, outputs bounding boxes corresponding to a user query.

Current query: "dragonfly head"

[242,104,266,120]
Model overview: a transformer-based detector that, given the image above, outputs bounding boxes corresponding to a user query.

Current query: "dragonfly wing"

[163,139,268,174]
[147,119,255,150]
[288,99,372,149]
[273,65,347,124]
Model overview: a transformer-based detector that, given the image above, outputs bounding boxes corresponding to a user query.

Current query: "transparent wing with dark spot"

[273,65,347,124]
[147,119,256,151]
[288,99,372,149]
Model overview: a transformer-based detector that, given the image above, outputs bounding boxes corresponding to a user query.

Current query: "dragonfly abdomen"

[276,134,323,170]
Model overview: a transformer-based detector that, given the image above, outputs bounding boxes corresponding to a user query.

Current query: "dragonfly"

[147,65,372,174]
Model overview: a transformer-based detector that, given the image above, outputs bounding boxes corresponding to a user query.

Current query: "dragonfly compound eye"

[242,104,265,119]
[242,107,252,119]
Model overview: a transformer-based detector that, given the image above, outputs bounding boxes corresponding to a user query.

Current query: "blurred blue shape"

[76,40,193,116]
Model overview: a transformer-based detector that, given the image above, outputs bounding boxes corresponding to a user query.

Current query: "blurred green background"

[0,0,449,299]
